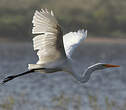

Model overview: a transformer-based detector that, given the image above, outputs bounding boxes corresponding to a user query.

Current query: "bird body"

[28,9,87,75]
[1,9,120,84]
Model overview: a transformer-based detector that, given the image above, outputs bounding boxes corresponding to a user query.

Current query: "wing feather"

[32,9,66,65]
[63,29,87,59]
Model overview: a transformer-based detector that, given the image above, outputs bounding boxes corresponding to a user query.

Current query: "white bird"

[1,9,120,84]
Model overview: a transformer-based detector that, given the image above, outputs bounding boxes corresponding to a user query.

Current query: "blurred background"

[0,0,126,41]
[0,0,126,110]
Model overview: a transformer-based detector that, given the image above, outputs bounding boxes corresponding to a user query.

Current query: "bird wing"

[63,29,87,59]
[32,9,66,65]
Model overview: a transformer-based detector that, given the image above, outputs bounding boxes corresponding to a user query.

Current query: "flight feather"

[32,9,66,65]
[63,29,87,58]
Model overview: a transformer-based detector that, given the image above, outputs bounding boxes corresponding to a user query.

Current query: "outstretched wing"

[63,29,87,59]
[32,9,66,65]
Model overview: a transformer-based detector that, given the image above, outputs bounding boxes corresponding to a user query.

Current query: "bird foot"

[0,75,15,84]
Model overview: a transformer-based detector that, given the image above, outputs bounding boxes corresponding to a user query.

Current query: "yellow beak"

[103,64,120,68]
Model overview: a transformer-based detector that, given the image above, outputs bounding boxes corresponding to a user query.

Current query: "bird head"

[92,63,120,70]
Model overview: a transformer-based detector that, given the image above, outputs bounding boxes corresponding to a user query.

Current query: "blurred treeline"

[0,0,126,41]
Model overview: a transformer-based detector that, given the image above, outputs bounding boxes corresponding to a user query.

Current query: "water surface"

[0,41,125,110]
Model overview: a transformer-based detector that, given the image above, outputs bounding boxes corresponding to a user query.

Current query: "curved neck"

[70,62,99,83]
[71,68,94,83]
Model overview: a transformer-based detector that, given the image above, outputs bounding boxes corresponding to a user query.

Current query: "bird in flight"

[1,9,120,84]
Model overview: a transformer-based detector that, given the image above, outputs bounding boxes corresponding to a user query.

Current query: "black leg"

[1,70,34,84]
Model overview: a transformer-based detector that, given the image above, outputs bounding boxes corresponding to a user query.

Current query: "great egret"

[1,9,120,84]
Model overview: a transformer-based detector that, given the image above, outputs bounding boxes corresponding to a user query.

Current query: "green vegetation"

[0,96,14,110]
[0,0,126,40]
[1,93,126,110]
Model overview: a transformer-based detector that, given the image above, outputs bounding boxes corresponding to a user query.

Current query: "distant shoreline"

[0,36,126,44]
[86,37,126,44]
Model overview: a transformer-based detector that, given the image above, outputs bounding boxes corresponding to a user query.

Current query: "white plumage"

[63,29,87,58]
[29,9,87,69]
[30,9,66,68]
[1,9,119,84]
